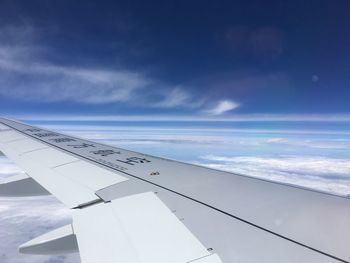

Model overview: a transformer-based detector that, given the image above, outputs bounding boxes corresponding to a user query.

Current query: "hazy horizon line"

[3,113,350,122]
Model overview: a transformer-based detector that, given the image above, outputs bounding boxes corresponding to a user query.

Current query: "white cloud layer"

[200,155,350,195]
[0,157,24,178]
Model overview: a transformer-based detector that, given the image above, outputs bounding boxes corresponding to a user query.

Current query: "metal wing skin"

[0,118,349,263]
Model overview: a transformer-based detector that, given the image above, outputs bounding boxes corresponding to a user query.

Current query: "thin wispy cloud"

[0,42,154,104]
[151,87,205,109]
[0,57,149,104]
[0,25,232,112]
[206,100,240,115]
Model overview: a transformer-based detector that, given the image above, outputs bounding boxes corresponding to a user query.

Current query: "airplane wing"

[0,117,349,263]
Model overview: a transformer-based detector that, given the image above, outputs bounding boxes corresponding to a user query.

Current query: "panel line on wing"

[20,147,51,155]
[51,159,81,169]
[6,138,28,143]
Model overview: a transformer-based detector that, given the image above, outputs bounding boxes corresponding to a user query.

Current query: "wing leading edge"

[0,118,349,263]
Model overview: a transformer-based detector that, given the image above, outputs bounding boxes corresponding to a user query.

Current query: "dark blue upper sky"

[0,0,349,118]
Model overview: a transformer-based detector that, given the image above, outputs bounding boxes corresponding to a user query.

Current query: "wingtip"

[19,224,79,255]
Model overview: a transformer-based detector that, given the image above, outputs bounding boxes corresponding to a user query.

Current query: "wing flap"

[53,160,127,191]
[5,149,99,207]
[73,192,220,263]
[6,137,49,153]
[0,129,27,143]
[0,127,128,208]
[22,148,79,168]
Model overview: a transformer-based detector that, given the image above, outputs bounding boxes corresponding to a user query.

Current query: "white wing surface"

[0,118,349,263]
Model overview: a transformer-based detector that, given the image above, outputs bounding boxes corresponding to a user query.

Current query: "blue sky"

[0,0,349,117]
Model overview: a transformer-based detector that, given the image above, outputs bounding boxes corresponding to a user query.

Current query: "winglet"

[19,224,79,255]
